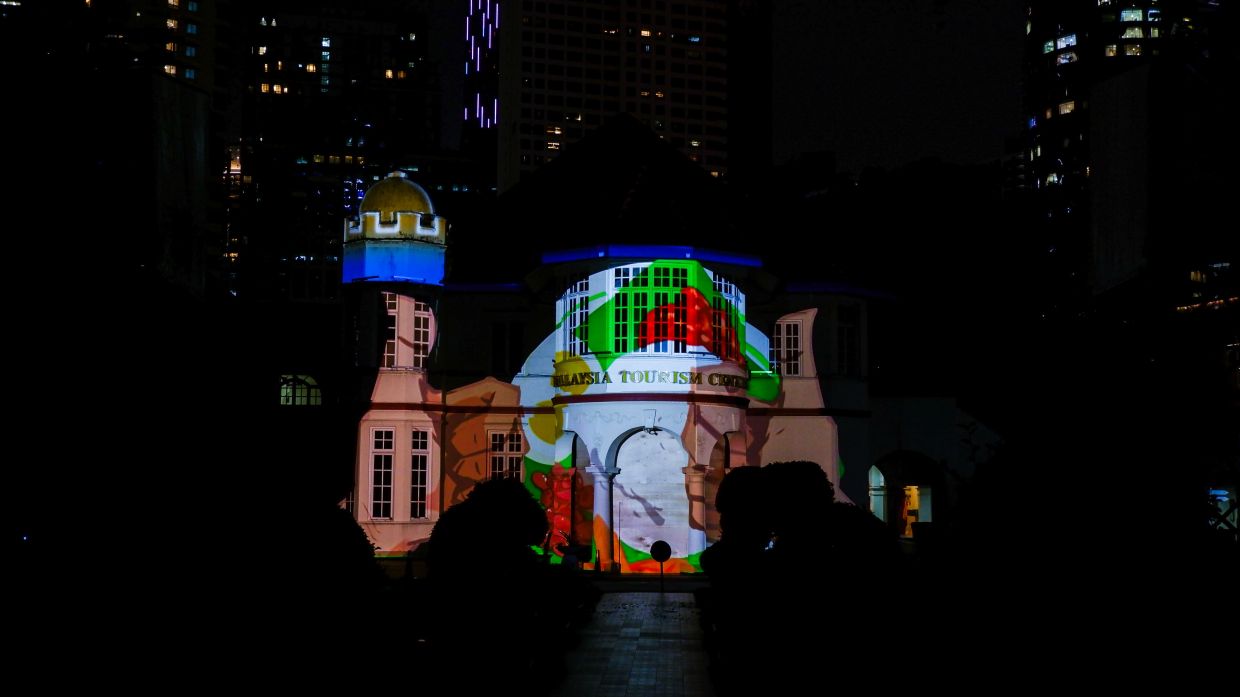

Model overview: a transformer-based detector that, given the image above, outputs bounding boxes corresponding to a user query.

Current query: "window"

[186,23,197,35]
[1055,34,1076,49]
[321,37,331,47]
[410,430,429,518]
[489,431,523,481]
[1148,8,1161,22]
[1120,8,1143,22]
[1057,51,1078,64]
[1105,44,1118,57]
[258,46,267,56]
[771,320,801,376]
[279,374,322,406]
[184,68,196,80]
[163,64,177,76]
[382,291,398,368]
[260,83,270,93]
[165,42,177,52]
[1124,44,1142,56]
[385,69,394,79]
[371,429,394,519]
[188,1,198,11]
[563,277,590,356]
[711,274,741,362]
[837,305,860,377]
[167,19,179,30]
[1042,40,1054,54]
[1122,26,1144,39]
[1058,100,1075,115]
[411,300,432,369]
[168,0,179,7]
[185,45,196,57]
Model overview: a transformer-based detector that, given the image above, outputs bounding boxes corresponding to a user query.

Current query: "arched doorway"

[873,450,943,539]
[613,428,691,563]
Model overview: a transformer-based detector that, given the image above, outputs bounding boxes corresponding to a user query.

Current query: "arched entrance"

[873,450,943,539]
[613,428,691,563]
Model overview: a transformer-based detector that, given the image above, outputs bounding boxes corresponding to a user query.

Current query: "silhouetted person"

[425,478,552,690]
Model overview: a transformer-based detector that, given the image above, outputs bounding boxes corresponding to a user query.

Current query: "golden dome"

[360,171,434,220]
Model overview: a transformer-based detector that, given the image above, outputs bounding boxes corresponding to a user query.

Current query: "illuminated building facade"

[472,0,732,190]
[345,171,851,572]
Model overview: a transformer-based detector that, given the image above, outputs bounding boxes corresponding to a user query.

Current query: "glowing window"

[371,429,394,519]
[185,45,196,57]
[410,430,429,518]
[167,18,178,30]
[167,0,179,7]
[1105,44,1118,57]
[563,277,590,357]
[165,42,177,52]
[489,431,523,481]
[1120,8,1143,22]
[1125,44,1142,56]
[385,69,394,79]
[1123,26,1144,39]
[258,46,267,56]
[771,319,801,376]
[1057,51,1078,64]
[1058,100,1075,115]
[711,274,742,363]
[1056,34,1076,49]
[1042,40,1054,54]
[1148,8,1161,22]
[279,374,322,406]
[184,68,196,80]
[1150,27,1160,38]
[163,64,177,76]
[186,23,197,35]
[305,63,316,73]
[321,37,331,47]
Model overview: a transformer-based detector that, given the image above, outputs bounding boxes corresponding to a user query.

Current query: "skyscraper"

[471,0,733,190]
[1024,0,1233,317]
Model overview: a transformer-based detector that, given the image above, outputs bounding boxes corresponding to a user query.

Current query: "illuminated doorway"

[868,466,887,523]
[613,428,691,562]
[899,485,932,538]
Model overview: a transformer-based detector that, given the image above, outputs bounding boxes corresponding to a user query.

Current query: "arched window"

[279,374,322,406]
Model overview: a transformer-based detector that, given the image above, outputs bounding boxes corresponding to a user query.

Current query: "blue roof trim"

[541,245,762,268]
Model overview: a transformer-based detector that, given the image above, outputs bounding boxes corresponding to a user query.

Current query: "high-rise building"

[1024,0,1233,318]
[474,0,733,190]
[226,0,449,301]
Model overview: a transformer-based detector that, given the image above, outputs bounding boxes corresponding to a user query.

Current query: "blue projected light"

[541,245,762,268]
[343,242,446,285]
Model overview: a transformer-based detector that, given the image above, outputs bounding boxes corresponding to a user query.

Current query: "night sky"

[772,0,1026,172]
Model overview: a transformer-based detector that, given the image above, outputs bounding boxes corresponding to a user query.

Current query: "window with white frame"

[711,273,741,362]
[411,300,432,368]
[382,292,398,368]
[489,430,523,481]
[563,276,590,356]
[771,320,802,376]
[410,429,429,518]
[371,429,394,518]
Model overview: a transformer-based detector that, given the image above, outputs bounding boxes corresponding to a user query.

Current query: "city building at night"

[463,0,733,189]
[342,118,992,571]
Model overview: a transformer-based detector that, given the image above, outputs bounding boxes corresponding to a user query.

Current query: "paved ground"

[551,592,715,697]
